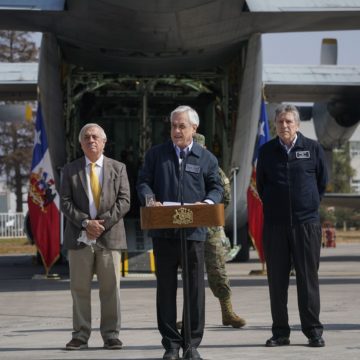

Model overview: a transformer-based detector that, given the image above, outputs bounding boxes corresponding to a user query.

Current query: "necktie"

[90,163,101,209]
[179,150,185,169]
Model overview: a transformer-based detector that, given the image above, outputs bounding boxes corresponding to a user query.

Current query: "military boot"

[220,297,246,328]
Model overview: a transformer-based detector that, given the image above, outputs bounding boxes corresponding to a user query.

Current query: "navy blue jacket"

[137,140,223,240]
[256,132,328,225]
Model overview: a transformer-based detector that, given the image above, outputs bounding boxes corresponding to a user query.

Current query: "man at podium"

[137,105,223,360]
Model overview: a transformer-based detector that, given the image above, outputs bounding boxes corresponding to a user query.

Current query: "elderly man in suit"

[137,105,223,360]
[61,123,130,351]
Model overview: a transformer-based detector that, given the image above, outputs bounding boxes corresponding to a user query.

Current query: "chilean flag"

[28,103,60,274]
[247,98,270,264]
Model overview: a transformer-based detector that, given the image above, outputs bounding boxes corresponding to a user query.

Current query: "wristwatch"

[82,219,90,229]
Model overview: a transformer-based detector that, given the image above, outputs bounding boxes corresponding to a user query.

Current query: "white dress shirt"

[85,154,104,220]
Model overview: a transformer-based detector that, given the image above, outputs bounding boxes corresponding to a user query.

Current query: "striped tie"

[90,163,101,209]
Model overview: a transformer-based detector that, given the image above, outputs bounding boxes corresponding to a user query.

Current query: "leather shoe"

[308,336,325,347]
[265,336,290,347]
[163,348,180,360]
[183,347,202,360]
[104,338,123,349]
[65,338,88,350]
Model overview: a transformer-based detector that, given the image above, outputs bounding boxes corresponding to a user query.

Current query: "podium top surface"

[140,203,224,230]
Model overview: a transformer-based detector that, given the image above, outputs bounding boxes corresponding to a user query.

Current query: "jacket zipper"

[286,155,293,227]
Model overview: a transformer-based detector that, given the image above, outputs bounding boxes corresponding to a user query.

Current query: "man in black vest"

[257,104,328,348]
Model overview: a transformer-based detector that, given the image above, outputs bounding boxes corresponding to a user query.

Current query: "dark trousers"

[152,237,205,350]
[263,222,323,339]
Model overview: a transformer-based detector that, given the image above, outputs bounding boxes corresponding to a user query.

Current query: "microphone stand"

[179,150,193,360]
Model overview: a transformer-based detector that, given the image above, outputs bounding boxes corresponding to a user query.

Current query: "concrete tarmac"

[0,243,359,360]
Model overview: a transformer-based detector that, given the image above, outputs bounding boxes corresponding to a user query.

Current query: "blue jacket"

[137,140,223,240]
[256,132,328,225]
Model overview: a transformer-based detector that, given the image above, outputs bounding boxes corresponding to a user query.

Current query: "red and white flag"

[28,103,60,274]
[247,98,270,264]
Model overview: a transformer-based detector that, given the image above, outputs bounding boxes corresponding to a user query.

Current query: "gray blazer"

[60,156,130,250]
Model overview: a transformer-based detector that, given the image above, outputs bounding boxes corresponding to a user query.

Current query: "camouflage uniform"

[192,132,245,328]
[205,167,231,299]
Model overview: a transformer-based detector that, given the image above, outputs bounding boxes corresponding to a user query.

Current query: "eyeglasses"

[171,123,191,131]
[84,134,102,141]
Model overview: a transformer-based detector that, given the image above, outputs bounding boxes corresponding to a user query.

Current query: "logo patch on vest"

[296,151,310,159]
[185,164,201,173]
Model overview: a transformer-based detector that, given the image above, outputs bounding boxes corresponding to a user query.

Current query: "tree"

[332,142,356,193]
[0,31,38,212]
[0,30,38,62]
[319,206,336,224]
[0,120,34,212]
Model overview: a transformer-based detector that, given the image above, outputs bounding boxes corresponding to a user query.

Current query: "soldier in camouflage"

[194,133,246,328]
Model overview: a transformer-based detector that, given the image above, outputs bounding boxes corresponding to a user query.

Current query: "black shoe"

[308,336,325,347]
[191,348,202,360]
[183,347,202,360]
[176,321,182,330]
[265,336,290,347]
[104,338,123,349]
[163,348,180,360]
[65,338,88,350]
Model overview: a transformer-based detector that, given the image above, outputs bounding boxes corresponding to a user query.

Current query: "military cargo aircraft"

[1,0,360,259]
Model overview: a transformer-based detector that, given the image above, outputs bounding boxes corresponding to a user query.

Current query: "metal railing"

[0,212,25,238]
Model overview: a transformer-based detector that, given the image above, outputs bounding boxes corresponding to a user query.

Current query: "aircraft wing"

[263,63,360,150]
[0,62,38,101]
[322,193,360,210]
[263,64,360,103]
[246,0,360,12]
[1,1,360,72]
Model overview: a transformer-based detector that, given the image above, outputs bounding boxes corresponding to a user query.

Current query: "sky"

[263,30,360,65]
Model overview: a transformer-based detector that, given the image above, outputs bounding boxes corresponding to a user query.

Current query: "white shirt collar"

[279,134,297,154]
[174,141,193,158]
[85,154,104,167]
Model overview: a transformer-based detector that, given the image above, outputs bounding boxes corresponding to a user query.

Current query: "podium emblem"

[173,207,193,225]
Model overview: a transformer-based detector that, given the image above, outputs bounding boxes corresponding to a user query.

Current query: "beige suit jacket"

[60,156,130,250]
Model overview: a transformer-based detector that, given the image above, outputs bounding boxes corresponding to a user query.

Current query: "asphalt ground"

[0,243,359,360]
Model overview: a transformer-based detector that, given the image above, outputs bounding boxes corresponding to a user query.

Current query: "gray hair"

[78,123,107,143]
[170,105,200,127]
[275,104,300,124]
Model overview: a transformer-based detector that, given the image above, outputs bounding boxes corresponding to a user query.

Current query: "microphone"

[179,149,186,204]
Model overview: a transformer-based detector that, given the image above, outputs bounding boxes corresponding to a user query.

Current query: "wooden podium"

[140,203,224,230]
[140,203,224,359]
